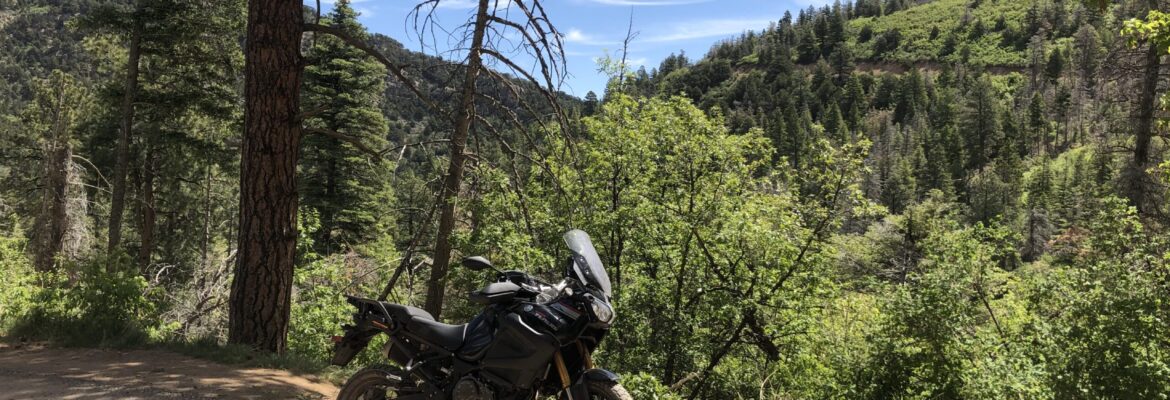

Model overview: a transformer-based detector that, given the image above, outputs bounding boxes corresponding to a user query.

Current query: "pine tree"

[1045,47,1064,83]
[80,0,245,269]
[842,74,866,131]
[584,91,599,116]
[961,76,1002,170]
[796,26,820,64]
[231,0,304,354]
[1073,25,1100,92]
[300,0,392,254]
[1028,92,1046,152]
[894,69,926,124]
[134,0,245,269]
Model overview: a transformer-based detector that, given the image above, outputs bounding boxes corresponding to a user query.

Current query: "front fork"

[556,341,619,400]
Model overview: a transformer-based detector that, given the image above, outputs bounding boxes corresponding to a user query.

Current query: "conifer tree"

[1073,24,1100,91]
[842,75,866,130]
[1045,47,1065,83]
[80,0,245,270]
[961,76,1002,170]
[301,0,392,254]
[583,91,599,116]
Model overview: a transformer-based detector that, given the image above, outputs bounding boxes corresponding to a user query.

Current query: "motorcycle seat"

[370,301,466,351]
[381,302,435,321]
[408,317,467,351]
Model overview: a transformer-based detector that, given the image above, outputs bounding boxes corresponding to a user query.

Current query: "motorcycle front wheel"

[337,365,419,400]
[567,380,633,400]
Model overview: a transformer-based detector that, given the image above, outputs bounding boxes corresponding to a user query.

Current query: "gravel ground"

[0,343,338,399]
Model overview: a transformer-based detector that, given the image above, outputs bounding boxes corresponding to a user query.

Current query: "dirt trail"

[0,343,338,399]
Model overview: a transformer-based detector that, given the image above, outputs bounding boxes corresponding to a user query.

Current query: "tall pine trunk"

[228,0,303,353]
[107,2,142,256]
[424,0,489,319]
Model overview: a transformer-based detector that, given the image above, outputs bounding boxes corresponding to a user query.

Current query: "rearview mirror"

[461,256,495,271]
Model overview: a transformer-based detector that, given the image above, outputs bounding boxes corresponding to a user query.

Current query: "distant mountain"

[613,0,1153,222]
[849,0,1098,66]
[0,0,98,106]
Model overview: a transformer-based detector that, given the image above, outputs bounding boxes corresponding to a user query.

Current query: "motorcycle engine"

[452,376,494,400]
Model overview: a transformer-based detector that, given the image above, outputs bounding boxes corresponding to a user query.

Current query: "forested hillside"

[0,0,1168,398]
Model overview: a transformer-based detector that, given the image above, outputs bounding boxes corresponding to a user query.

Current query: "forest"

[0,0,1168,398]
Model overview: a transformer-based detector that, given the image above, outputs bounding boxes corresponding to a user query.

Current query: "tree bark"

[228,0,303,353]
[423,0,489,319]
[107,1,142,256]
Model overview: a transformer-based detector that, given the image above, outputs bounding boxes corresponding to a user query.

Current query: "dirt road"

[0,343,338,399]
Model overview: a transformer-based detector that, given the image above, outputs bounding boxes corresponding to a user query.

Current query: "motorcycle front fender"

[566,368,620,400]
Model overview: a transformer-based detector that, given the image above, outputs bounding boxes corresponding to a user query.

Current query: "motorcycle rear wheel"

[337,365,418,400]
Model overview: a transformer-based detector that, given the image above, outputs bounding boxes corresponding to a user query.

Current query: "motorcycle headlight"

[591,296,615,324]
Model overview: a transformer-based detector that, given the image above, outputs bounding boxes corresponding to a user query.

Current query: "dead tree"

[409,0,568,319]
[307,0,570,319]
[26,72,91,272]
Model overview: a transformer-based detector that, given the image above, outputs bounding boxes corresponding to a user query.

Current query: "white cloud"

[564,28,616,46]
[645,18,773,42]
[587,0,711,5]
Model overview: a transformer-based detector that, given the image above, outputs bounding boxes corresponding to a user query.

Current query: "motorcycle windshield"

[563,230,612,299]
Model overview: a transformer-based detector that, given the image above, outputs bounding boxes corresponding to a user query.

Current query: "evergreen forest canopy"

[0,0,1168,398]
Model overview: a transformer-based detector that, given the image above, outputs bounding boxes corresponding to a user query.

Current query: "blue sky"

[309,0,827,97]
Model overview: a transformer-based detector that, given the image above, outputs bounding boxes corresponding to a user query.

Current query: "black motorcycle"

[330,230,630,400]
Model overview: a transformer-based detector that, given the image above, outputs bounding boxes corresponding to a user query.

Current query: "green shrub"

[5,253,158,347]
[622,372,683,400]
[0,225,36,332]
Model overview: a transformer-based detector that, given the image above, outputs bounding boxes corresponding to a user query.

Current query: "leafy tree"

[1119,9,1169,215]
[1048,198,1170,398]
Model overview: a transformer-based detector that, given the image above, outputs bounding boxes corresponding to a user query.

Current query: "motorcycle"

[330,230,631,400]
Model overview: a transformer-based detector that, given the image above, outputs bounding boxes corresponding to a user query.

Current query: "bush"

[288,251,388,368]
[622,372,683,400]
[0,225,37,332]
[4,253,158,347]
